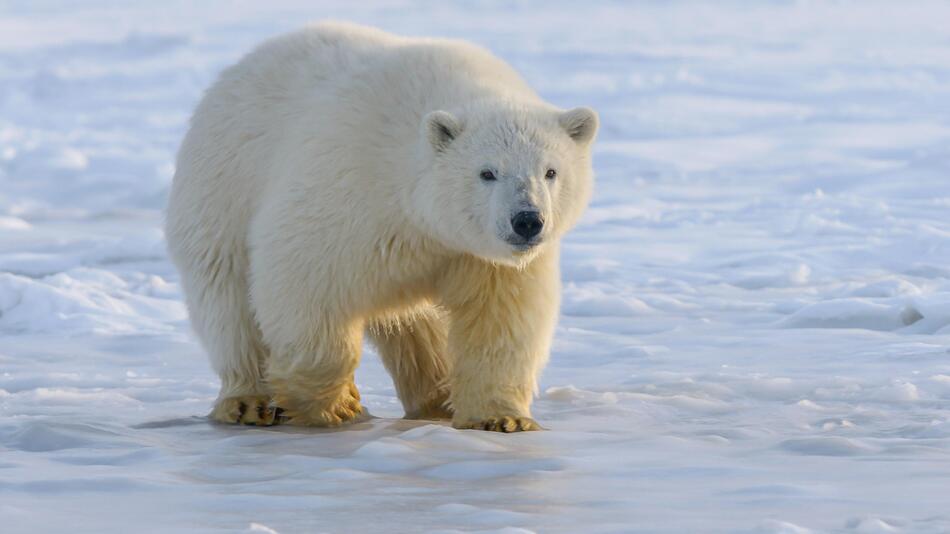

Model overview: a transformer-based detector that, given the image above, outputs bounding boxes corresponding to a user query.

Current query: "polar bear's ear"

[559,107,599,145]
[424,110,462,152]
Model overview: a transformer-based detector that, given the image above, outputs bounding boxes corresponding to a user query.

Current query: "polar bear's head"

[411,103,598,267]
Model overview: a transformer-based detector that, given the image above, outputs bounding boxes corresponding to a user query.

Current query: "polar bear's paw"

[455,416,542,433]
[278,382,364,427]
[210,395,281,426]
[405,391,453,421]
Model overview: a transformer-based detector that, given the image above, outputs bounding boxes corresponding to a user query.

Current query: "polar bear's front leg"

[249,198,367,427]
[442,249,560,432]
[264,320,365,427]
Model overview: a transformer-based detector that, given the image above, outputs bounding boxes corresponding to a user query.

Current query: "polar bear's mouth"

[505,235,543,252]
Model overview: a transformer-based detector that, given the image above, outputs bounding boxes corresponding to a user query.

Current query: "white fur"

[165,22,598,430]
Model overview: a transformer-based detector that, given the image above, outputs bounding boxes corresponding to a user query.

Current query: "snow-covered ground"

[2,1,950,532]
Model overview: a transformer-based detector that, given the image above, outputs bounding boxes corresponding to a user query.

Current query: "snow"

[2,1,950,532]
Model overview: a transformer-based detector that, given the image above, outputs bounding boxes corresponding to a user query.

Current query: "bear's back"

[212,22,537,123]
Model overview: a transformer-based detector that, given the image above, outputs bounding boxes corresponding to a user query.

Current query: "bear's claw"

[277,382,364,427]
[457,416,542,433]
[210,395,280,426]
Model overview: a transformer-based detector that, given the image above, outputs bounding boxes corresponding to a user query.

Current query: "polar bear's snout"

[510,210,544,243]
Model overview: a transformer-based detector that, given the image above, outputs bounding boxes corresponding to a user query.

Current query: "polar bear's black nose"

[511,211,543,239]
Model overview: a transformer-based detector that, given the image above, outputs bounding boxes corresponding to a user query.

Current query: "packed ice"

[1,1,949,532]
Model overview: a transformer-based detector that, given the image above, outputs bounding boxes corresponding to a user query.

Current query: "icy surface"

[2,1,950,533]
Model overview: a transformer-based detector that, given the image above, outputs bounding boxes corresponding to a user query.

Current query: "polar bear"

[165,22,597,432]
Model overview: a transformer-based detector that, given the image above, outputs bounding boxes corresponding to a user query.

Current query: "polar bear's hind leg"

[369,305,453,420]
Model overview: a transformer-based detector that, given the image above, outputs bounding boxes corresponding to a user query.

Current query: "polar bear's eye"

[545,169,557,180]
[479,169,497,181]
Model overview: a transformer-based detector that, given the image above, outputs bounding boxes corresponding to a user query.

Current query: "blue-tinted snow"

[2,2,950,533]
